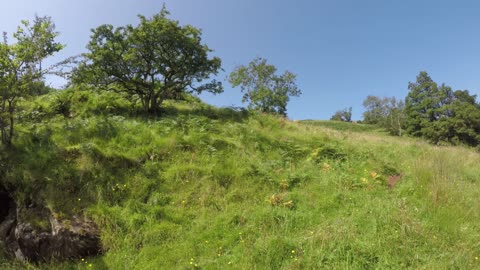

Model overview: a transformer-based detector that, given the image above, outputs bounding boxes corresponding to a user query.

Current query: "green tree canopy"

[363,96,405,136]
[404,71,440,137]
[73,7,223,113]
[404,71,480,146]
[424,89,480,145]
[228,57,301,116]
[0,15,63,145]
[384,97,405,136]
[330,107,352,122]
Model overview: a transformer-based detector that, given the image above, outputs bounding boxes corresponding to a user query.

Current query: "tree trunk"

[1,128,6,146]
[7,100,13,145]
[397,117,402,136]
[147,91,163,114]
[143,97,149,113]
[149,96,157,114]
[0,99,11,146]
[148,77,158,114]
[0,100,5,145]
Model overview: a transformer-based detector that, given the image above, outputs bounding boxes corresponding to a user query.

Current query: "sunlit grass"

[1,90,480,269]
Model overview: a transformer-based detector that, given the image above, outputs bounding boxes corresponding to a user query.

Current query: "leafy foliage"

[363,96,390,125]
[404,72,440,137]
[0,15,63,145]
[330,107,352,122]
[404,71,480,146]
[363,96,405,136]
[229,57,301,116]
[73,7,223,114]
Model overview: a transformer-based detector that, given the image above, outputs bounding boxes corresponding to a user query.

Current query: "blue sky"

[1,0,479,120]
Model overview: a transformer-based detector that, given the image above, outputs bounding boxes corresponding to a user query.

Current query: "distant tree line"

[361,71,480,146]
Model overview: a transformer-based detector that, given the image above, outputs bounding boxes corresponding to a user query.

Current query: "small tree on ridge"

[228,57,301,116]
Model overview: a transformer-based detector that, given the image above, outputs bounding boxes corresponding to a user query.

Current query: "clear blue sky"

[1,0,479,120]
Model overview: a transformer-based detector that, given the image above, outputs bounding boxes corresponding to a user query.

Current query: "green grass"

[300,120,381,133]
[2,89,480,269]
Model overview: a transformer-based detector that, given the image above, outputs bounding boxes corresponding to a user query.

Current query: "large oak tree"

[73,8,223,113]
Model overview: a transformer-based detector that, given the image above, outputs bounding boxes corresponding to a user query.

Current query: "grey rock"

[0,191,101,262]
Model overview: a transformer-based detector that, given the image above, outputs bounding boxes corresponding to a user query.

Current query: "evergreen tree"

[404,71,480,146]
[404,71,440,137]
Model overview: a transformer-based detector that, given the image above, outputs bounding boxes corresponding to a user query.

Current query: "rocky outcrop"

[0,189,102,263]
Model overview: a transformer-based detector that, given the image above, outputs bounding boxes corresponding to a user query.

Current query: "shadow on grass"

[2,124,140,215]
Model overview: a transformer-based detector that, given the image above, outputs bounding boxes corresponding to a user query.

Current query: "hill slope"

[1,90,480,269]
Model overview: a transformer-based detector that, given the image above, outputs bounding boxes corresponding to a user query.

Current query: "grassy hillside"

[299,120,379,133]
[2,89,480,269]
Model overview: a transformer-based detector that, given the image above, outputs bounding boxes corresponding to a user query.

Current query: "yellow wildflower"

[322,163,330,172]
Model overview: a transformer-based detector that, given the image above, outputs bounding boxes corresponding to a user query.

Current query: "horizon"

[1,0,479,120]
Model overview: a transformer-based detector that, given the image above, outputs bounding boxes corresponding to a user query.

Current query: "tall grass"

[1,90,480,269]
